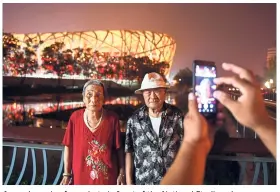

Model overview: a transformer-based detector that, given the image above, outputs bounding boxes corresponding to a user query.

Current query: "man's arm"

[161,92,218,185]
[161,141,208,185]
[255,119,276,158]
[125,152,134,184]
[124,118,134,184]
[213,63,276,159]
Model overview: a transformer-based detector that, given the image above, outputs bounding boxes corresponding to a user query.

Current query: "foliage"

[173,67,193,87]
[41,42,78,78]
[255,74,264,84]
[2,34,40,78]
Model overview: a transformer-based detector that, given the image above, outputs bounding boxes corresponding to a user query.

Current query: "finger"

[214,76,250,93]
[216,112,226,127]
[217,102,224,111]
[216,120,224,127]
[188,92,199,114]
[60,180,64,185]
[213,90,239,114]
[222,63,255,83]
[217,111,226,120]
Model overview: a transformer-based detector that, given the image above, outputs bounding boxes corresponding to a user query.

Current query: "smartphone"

[192,60,217,119]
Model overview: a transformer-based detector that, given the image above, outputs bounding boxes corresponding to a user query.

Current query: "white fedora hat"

[135,72,170,94]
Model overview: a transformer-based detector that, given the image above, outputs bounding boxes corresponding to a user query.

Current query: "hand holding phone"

[192,60,217,119]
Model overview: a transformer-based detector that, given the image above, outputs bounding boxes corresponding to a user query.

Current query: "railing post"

[254,132,258,139]
[243,125,246,138]
[236,121,240,138]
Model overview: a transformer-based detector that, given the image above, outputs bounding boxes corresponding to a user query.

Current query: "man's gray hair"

[82,79,106,97]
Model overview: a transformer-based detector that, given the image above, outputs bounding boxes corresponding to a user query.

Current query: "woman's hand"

[60,176,72,185]
[117,173,125,185]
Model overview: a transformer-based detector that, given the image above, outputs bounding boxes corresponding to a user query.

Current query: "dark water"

[3,93,177,129]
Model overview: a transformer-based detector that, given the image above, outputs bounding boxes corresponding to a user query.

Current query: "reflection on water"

[3,94,176,128]
[3,97,141,115]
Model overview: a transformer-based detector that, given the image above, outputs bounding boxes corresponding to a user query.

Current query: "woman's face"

[83,84,104,112]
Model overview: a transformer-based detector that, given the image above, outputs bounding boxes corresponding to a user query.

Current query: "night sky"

[3,3,276,78]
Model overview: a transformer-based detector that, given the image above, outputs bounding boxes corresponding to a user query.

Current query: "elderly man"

[125,72,184,185]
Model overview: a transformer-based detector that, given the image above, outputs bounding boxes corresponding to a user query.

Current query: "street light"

[264,81,270,89]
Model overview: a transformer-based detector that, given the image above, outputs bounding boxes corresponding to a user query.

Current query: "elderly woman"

[60,80,125,185]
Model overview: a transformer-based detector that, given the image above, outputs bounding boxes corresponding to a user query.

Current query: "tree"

[173,67,193,87]
[3,36,40,84]
[255,74,264,85]
[3,33,20,75]
[41,42,77,86]
[41,42,78,112]
[73,47,91,78]
[172,67,193,113]
[3,33,20,58]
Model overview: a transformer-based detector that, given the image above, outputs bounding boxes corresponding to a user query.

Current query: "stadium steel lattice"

[3,30,176,80]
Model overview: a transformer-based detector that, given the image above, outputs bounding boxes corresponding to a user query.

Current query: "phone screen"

[194,63,217,114]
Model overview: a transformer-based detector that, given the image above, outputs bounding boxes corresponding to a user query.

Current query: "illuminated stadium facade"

[3,30,176,83]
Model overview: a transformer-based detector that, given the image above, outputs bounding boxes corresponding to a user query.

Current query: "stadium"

[3,30,176,85]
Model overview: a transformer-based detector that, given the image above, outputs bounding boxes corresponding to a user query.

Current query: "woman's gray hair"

[82,79,107,97]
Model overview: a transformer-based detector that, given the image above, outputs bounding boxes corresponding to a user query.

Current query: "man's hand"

[160,93,225,185]
[183,93,209,144]
[183,93,225,153]
[213,63,271,131]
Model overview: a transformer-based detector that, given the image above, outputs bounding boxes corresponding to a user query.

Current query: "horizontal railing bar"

[3,125,273,155]
[269,116,276,121]
[3,142,64,150]
[208,155,275,163]
[3,126,65,144]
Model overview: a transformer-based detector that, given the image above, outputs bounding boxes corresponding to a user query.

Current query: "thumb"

[188,92,198,114]
[213,90,238,113]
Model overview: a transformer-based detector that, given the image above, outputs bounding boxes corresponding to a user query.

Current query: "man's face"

[142,88,166,110]
[83,84,104,112]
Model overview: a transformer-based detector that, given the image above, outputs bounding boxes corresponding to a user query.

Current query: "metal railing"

[263,92,277,102]
[208,155,275,184]
[3,142,64,185]
[228,92,276,139]
[2,126,276,185]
